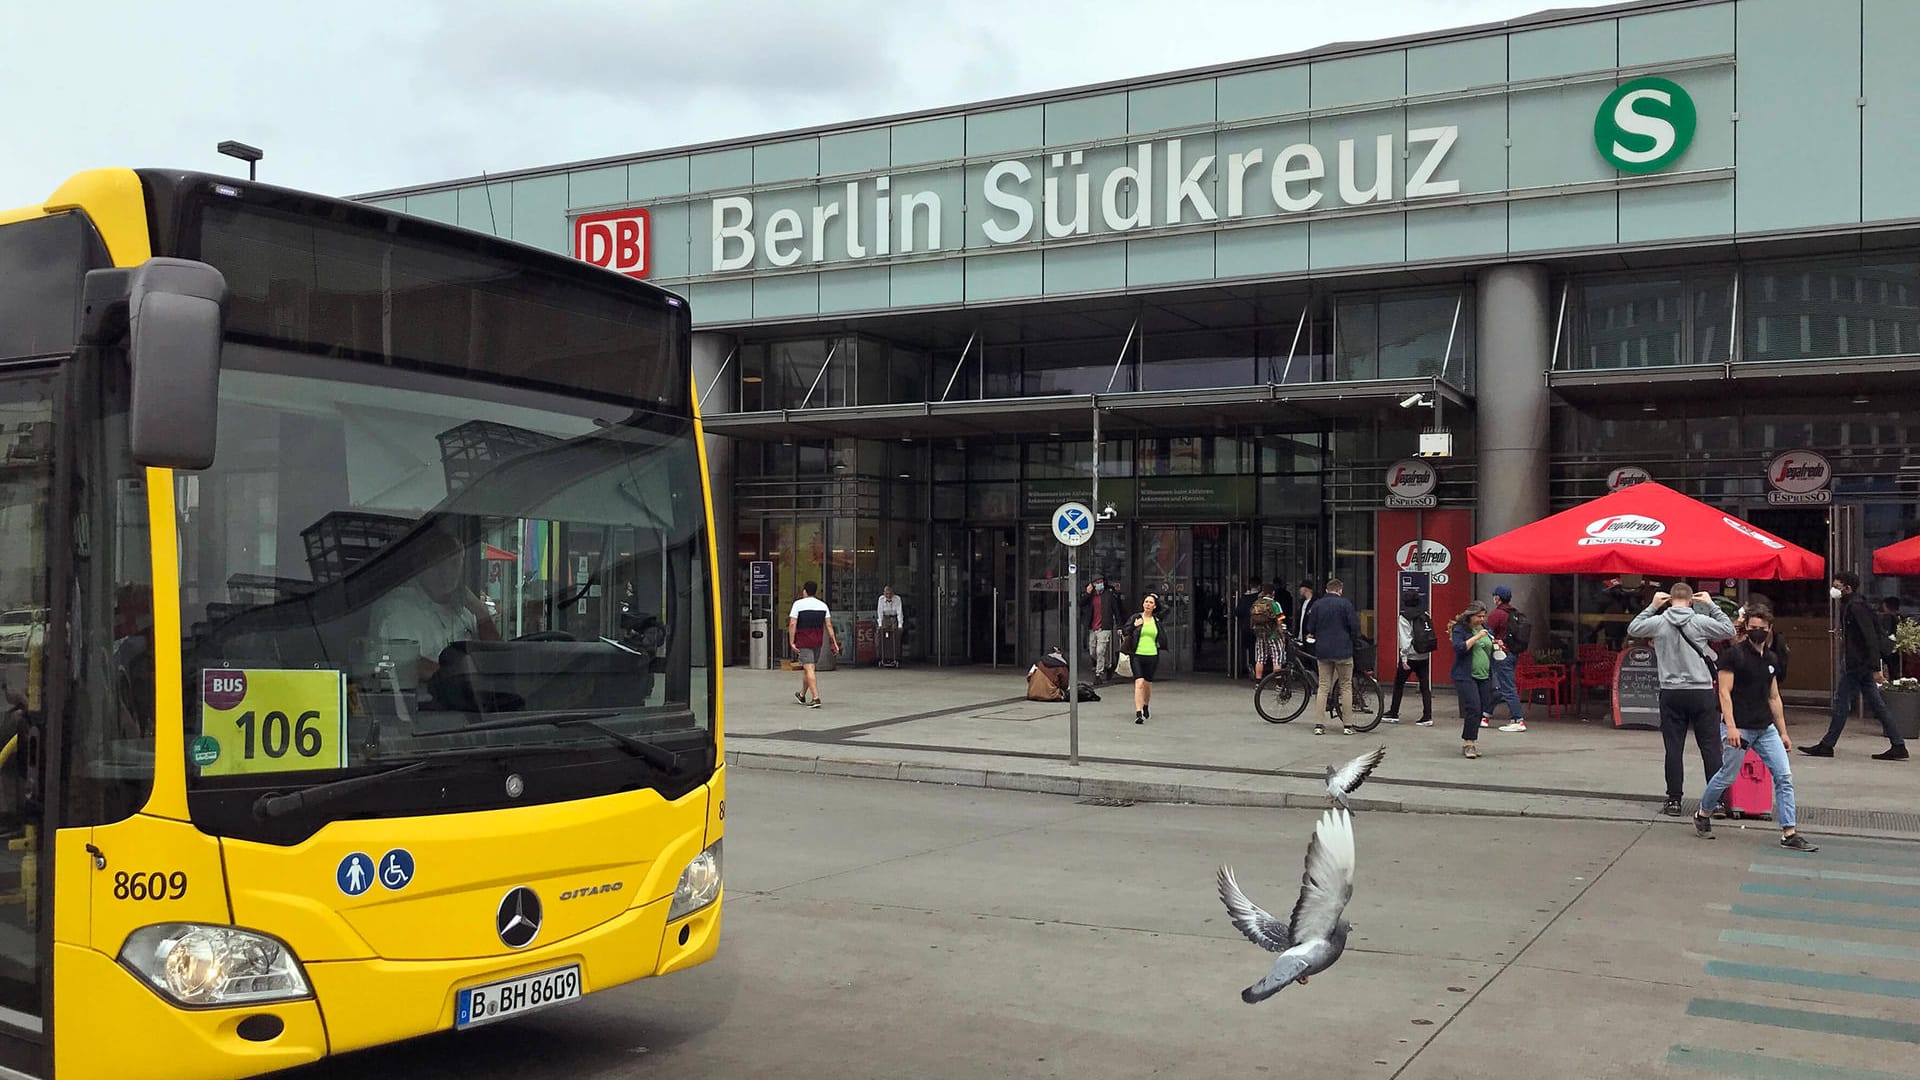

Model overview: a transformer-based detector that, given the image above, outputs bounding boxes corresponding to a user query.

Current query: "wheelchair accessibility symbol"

[378,848,415,891]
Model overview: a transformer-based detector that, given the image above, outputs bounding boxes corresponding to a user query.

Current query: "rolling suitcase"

[1724,747,1773,821]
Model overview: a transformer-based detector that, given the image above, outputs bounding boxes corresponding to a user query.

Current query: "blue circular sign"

[336,852,374,896]
[377,848,416,891]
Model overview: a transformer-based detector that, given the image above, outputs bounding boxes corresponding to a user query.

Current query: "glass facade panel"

[1140,329,1257,391]
[1332,297,1378,381]
[1023,339,1126,396]
[1744,258,1920,363]
[1692,274,1736,364]
[1379,292,1468,381]
[739,344,766,411]
[1579,278,1687,368]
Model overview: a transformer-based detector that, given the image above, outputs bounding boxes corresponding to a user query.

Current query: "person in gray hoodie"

[1628,581,1737,816]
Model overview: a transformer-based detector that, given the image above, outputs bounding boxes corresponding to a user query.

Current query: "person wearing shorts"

[787,581,840,708]
[1129,593,1162,725]
[1250,584,1285,681]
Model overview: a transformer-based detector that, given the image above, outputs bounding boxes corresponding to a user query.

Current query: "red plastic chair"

[1516,653,1568,718]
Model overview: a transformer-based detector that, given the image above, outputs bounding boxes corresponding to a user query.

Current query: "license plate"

[455,964,582,1029]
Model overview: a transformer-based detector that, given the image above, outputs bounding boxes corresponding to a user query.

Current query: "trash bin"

[750,618,769,669]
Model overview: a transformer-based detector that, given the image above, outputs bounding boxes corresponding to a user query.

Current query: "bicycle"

[1254,635,1385,731]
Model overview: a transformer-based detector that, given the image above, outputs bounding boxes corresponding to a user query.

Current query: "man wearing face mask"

[1692,606,1817,850]
[1629,581,1737,816]
[1803,571,1908,760]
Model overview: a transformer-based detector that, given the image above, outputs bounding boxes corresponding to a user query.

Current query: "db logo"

[1580,514,1666,547]
[1394,540,1452,584]
[574,208,650,279]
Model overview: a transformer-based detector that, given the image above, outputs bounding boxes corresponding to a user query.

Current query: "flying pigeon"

[1325,746,1387,810]
[1217,807,1357,1003]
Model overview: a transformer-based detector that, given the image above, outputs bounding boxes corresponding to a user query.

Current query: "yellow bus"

[0,169,725,1078]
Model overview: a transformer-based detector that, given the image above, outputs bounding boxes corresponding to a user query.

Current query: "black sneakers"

[1663,799,1682,816]
[1873,745,1911,761]
[1800,744,1835,757]
[1780,832,1819,852]
[1693,812,1714,839]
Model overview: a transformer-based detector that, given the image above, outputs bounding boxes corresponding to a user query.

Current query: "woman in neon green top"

[1129,593,1162,724]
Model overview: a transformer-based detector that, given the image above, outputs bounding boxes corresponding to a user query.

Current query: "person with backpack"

[1249,584,1285,682]
[1385,596,1435,726]
[1484,584,1529,733]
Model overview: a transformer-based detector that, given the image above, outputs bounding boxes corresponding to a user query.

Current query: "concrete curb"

[728,749,1654,823]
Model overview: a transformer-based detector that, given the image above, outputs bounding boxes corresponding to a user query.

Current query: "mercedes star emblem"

[505,774,525,799]
[496,887,542,949]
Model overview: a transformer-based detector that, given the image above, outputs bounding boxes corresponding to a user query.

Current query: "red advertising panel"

[1375,510,1474,684]
[573,208,651,279]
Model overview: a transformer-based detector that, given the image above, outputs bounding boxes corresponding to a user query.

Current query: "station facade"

[365,0,1920,696]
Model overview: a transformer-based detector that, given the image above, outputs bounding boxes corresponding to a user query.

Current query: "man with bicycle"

[1301,577,1363,736]
[1250,584,1285,682]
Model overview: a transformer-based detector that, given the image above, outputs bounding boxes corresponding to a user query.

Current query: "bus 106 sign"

[1385,459,1438,508]
[574,208,651,279]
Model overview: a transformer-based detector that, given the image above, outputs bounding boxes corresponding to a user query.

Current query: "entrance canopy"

[1466,481,1824,580]
[1874,534,1920,575]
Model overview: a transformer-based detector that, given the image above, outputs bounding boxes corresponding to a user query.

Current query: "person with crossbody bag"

[1627,582,1737,817]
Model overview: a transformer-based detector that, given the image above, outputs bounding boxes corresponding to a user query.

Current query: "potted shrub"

[1884,619,1920,741]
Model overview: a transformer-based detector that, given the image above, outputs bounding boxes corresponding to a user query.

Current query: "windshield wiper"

[454,711,688,775]
[253,761,433,820]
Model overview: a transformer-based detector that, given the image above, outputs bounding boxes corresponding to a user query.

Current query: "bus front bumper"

[59,891,721,1078]
[308,889,723,1055]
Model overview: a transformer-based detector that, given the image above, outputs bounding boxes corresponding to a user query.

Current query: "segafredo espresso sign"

[1765,450,1833,505]
[704,124,1461,272]
[1579,514,1666,548]
[1395,539,1452,584]
[1385,459,1438,508]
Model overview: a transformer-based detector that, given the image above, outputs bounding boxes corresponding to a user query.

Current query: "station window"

[1743,257,1920,364]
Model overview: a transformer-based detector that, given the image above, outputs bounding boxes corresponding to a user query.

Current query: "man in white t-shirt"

[369,524,500,685]
[787,580,839,708]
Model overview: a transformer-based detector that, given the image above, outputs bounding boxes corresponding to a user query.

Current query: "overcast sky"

[4,0,1603,208]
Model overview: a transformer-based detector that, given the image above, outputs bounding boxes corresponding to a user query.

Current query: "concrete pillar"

[692,332,738,664]
[1473,265,1552,635]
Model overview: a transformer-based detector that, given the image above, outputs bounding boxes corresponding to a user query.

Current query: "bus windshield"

[168,185,712,842]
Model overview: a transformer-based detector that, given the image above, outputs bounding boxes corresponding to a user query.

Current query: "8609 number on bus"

[456,965,582,1029]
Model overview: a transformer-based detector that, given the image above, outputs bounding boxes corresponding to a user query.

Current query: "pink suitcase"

[1724,748,1773,820]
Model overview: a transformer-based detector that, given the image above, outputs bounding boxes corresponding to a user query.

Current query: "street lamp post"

[216,140,263,181]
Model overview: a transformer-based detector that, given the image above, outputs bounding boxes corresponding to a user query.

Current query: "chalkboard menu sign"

[1612,645,1661,729]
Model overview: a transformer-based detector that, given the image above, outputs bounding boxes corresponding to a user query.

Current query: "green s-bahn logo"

[1595,76,1697,173]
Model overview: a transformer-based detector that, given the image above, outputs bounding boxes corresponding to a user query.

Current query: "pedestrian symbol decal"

[1051,501,1094,547]
[379,848,415,891]
[337,852,374,896]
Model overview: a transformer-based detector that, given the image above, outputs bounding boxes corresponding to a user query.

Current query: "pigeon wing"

[1217,866,1293,953]
[1326,746,1387,803]
[1287,807,1357,946]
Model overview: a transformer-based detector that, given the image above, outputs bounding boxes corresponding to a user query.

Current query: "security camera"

[1399,392,1430,409]
[1098,504,1117,520]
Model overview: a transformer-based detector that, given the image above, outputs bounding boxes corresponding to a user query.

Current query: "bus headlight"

[119,924,311,1007]
[668,840,722,921]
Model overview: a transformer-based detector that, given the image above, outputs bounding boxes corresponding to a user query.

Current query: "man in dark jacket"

[1805,572,1908,760]
[1301,577,1363,736]
[1081,574,1125,684]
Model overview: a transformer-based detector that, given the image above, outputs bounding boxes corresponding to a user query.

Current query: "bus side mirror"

[81,258,227,470]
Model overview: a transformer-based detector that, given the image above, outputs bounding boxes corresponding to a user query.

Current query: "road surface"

[282,771,1920,1079]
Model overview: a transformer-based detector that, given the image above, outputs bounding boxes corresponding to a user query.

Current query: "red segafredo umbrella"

[1466,481,1824,579]
[1874,534,1920,575]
